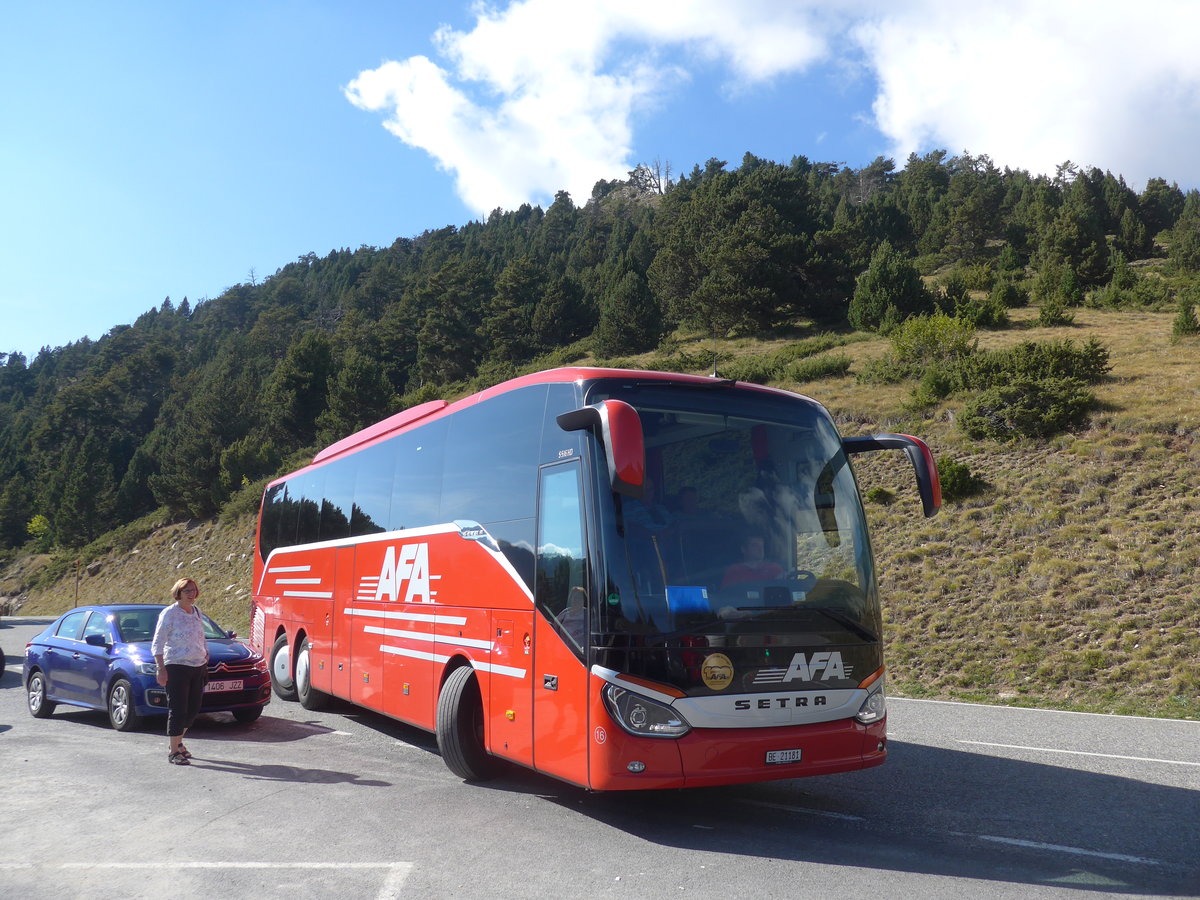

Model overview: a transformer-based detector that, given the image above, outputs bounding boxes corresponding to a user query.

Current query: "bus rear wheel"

[270,634,298,701]
[296,639,329,711]
[436,665,501,781]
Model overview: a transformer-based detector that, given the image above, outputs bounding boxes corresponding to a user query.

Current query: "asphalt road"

[2,616,1197,899]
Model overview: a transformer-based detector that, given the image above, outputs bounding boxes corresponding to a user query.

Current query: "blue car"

[23,604,271,731]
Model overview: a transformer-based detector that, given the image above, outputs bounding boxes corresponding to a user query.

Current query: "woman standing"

[151,577,209,765]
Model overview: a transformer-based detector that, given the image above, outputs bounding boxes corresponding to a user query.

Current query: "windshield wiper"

[807,606,877,642]
[730,604,877,642]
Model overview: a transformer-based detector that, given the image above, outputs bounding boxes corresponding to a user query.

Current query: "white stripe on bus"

[282,590,334,599]
[344,607,468,626]
[364,625,493,652]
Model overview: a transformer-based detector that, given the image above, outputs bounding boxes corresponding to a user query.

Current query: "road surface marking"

[958,740,1200,767]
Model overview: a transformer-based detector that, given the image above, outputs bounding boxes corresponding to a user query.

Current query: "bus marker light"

[627,761,646,773]
[506,709,515,721]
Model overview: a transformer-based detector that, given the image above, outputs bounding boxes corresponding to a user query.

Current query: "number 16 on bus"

[251,366,939,790]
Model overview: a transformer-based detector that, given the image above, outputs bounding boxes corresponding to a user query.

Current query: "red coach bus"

[251,367,939,790]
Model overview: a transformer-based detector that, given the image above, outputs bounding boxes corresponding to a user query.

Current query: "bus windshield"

[589,382,879,651]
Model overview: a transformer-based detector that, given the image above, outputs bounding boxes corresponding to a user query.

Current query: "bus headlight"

[854,679,886,724]
[602,684,691,738]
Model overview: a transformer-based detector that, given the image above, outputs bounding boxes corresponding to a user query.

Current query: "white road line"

[957,740,1200,767]
[954,833,1164,867]
[58,861,414,899]
[891,696,1200,725]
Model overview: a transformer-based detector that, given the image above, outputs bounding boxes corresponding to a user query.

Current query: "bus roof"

[299,366,816,475]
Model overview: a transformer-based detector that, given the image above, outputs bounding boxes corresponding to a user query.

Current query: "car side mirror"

[84,634,110,649]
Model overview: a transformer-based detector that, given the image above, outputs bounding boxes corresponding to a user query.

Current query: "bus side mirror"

[557,399,646,498]
[843,433,942,518]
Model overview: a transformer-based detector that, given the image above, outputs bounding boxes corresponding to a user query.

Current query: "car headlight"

[250,654,268,672]
[135,661,159,676]
[602,684,690,738]
[855,677,886,724]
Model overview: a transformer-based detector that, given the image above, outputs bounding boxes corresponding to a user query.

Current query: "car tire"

[270,633,297,701]
[27,670,56,718]
[233,706,263,724]
[436,665,501,781]
[108,677,142,732]
[296,639,329,711]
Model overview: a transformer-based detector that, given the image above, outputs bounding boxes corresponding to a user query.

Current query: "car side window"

[55,610,88,641]
[82,613,110,643]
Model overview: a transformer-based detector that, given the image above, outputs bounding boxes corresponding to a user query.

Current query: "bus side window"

[320,460,354,542]
[390,417,446,532]
[352,442,392,536]
[536,462,588,651]
[442,385,545,524]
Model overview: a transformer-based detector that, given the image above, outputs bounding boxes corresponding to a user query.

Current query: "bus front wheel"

[436,665,501,781]
[270,634,298,701]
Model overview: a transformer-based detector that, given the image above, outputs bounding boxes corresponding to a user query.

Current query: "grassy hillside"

[4,307,1197,719]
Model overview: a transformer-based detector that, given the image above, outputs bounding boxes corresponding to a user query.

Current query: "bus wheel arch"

[436,662,501,781]
[270,630,298,701]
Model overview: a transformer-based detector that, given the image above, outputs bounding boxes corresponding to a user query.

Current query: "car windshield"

[590,381,880,647]
[113,608,231,642]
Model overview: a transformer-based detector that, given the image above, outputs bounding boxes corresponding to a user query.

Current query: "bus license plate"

[204,679,243,693]
[766,748,802,765]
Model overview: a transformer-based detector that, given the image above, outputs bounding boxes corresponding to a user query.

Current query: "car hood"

[119,638,257,663]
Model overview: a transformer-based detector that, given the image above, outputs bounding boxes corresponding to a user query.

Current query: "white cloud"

[346,0,1200,215]
[345,0,844,215]
[853,0,1200,187]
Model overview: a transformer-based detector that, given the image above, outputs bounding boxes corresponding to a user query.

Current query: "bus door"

[532,461,592,786]
[326,544,355,700]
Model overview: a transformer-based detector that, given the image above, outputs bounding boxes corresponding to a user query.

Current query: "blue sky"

[4,1,1199,359]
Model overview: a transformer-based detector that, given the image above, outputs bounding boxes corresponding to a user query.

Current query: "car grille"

[208,659,260,676]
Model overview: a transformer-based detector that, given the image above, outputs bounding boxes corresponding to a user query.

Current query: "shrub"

[937,456,987,501]
[1037,297,1075,326]
[859,314,977,385]
[890,314,978,366]
[864,487,895,505]
[959,377,1096,440]
[990,279,1029,309]
[720,355,782,385]
[956,294,1010,329]
[1173,297,1200,337]
[956,338,1110,388]
[787,353,851,383]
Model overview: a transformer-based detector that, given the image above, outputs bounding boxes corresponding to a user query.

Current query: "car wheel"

[436,665,502,781]
[232,706,263,724]
[108,677,142,732]
[27,670,56,718]
[270,633,297,701]
[296,639,329,711]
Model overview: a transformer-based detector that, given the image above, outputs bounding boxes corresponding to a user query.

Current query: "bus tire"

[436,665,501,781]
[270,633,298,701]
[296,639,329,711]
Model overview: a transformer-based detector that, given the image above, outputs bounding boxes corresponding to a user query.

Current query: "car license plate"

[766,748,802,765]
[204,679,243,693]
